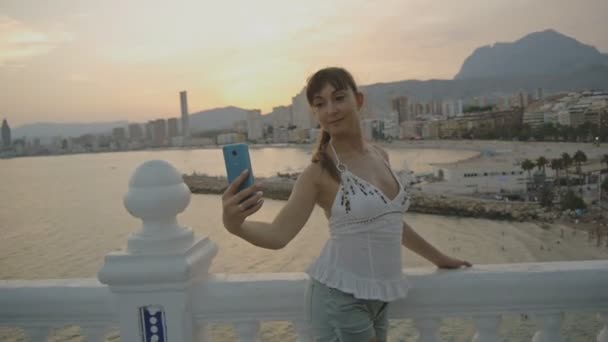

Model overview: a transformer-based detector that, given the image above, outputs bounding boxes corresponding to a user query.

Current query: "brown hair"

[306,67,359,182]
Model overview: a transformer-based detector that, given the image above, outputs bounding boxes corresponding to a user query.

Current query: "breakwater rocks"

[183,173,296,200]
[183,174,553,222]
[408,193,550,222]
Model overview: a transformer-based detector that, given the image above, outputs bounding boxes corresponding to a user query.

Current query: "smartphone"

[222,143,255,193]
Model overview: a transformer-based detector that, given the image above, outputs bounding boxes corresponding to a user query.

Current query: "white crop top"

[307,141,411,301]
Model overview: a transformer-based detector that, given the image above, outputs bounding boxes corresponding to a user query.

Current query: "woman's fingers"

[241,198,264,217]
[224,188,263,216]
[239,191,264,210]
[231,183,264,204]
[222,169,250,200]
[221,172,265,234]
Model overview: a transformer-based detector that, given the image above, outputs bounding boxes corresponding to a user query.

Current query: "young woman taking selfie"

[222,67,472,342]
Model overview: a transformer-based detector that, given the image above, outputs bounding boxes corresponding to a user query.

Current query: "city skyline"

[2,0,608,127]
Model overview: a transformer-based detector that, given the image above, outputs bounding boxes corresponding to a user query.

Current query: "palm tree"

[573,150,588,174]
[521,159,535,182]
[562,152,572,189]
[550,158,563,186]
[536,156,548,176]
[572,150,588,192]
[600,154,608,201]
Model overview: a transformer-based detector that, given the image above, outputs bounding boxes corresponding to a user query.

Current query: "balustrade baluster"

[234,321,260,342]
[532,312,563,342]
[195,321,209,342]
[472,315,501,342]
[414,317,441,342]
[23,326,50,342]
[598,312,608,342]
[293,320,312,342]
[81,325,111,342]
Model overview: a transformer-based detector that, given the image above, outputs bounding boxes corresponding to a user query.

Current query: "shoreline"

[183,173,553,222]
[3,139,603,161]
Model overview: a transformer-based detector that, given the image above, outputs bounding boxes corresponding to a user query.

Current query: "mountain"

[11,107,253,139]
[359,29,608,116]
[188,106,250,132]
[361,64,608,116]
[13,30,608,138]
[455,29,608,79]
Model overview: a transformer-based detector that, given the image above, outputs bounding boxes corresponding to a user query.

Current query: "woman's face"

[310,83,363,137]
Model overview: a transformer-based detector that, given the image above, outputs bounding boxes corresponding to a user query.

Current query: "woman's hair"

[306,67,359,182]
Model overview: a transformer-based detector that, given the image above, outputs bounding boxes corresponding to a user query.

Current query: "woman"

[222,67,472,342]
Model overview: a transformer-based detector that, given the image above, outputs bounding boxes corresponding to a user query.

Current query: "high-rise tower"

[180,91,190,137]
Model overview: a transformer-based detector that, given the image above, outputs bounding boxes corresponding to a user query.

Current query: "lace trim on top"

[328,140,409,215]
[308,261,412,301]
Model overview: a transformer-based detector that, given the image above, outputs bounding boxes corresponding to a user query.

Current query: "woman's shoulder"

[298,162,325,184]
[368,142,389,163]
[299,160,341,191]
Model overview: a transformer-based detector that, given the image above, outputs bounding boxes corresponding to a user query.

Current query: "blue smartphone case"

[223,143,255,192]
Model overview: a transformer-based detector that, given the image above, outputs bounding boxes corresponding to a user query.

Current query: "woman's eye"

[335,95,345,101]
[313,102,324,108]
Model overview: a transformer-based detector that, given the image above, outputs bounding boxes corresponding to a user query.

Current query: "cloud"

[0,16,74,67]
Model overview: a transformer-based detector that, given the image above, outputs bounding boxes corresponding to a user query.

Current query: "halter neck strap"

[328,140,347,173]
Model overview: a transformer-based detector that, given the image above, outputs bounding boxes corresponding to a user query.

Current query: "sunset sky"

[2,0,607,127]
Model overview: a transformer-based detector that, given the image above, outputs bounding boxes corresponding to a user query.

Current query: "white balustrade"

[599,312,608,342]
[234,321,260,342]
[23,326,50,342]
[472,315,501,342]
[0,278,116,341]
[532,312,563,342]
[195,321,210,342]
[97,160,218,342]
[293,320,313,342]
[413,317,441,342]
[1,160,607,342]
[81,324,112,342]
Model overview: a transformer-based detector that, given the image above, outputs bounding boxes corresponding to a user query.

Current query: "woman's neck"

[330,134,367,159]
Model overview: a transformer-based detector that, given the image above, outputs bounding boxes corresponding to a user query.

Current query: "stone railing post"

[98,160,218,342]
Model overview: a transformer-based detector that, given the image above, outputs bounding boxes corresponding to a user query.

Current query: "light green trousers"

[305,278,390,342]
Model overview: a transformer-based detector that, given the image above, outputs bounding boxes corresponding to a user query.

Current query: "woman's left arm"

[371,143,472,269]
[402,221,472,269]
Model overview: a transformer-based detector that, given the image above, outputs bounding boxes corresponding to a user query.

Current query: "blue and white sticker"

[139,305,167,342]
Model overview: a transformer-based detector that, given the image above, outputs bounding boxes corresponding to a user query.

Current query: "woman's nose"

[326,101,338,114]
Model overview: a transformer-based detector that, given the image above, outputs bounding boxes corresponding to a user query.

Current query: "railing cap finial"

[123,160,191,223]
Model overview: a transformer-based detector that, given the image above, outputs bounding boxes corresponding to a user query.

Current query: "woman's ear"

[356,91,364,109]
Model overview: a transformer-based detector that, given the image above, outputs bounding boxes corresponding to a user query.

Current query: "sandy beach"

[388,140,607,160]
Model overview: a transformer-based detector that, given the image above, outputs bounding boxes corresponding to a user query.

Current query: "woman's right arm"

[222,163,320,250]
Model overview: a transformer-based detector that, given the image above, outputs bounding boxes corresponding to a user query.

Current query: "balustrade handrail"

[2,260,607,327]
[193,260,608,322]
[0,278,116,327]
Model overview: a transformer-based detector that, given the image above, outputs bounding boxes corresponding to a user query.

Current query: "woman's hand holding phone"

[221,169,265,234]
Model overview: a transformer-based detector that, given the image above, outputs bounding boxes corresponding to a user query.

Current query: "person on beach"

[221,67,472,342]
